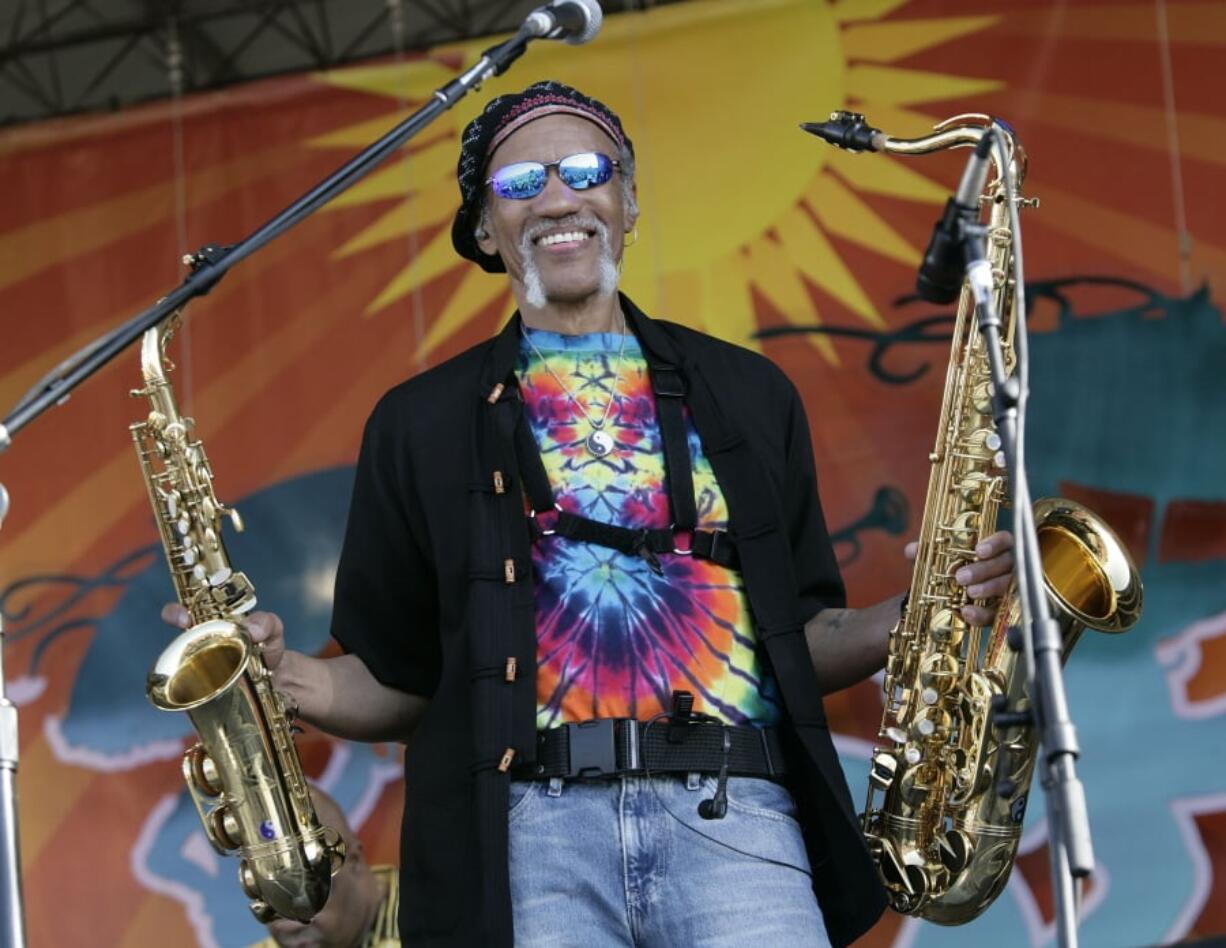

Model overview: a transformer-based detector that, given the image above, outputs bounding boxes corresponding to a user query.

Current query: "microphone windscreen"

[561,0,603,45]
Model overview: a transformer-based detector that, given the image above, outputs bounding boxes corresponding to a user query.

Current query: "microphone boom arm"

[0,15,573,449]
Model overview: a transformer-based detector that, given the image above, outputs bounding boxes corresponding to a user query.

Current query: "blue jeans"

[508,774,831,947]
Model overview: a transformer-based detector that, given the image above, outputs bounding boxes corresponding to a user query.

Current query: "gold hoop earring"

[624,226,638,248]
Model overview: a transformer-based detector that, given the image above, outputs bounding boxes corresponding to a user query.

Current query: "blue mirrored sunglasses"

[486,152,620,200]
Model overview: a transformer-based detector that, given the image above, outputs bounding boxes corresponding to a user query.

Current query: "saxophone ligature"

[804,112,1143,923]
[131,311,344,922]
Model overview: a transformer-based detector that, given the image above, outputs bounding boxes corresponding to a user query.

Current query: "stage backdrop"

[1,1,1223,945]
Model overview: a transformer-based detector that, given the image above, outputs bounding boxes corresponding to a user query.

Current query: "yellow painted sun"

[309,0,1002,363]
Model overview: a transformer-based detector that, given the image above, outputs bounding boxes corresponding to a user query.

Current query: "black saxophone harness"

[514,358,738,574]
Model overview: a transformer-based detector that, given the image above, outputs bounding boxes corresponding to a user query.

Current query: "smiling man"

[188,81,1015,947]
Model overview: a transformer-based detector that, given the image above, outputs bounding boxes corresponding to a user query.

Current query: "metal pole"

[0,484,27,948]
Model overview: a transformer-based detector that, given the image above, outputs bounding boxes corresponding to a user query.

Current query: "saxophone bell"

[1031,497,1143,636]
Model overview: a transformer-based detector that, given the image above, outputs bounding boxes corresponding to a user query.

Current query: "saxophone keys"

[912,706,952,744]
[918,652,960,699]
[248,901,276,925]
[185,745,223,797]
[882,844,937,915]
[869,752,898,790]
[948,510,981,550]
[929,608,965,648]
[899,761,942,805]
[322,826,347,876]
[241,862,276,921]
[210,803,242,850]
[956,470,991,505]
[971,381,993,415]
[955,428,1002,467]
[937,829,975,873]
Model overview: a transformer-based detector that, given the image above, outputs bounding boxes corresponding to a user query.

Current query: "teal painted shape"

[56,466,354,755]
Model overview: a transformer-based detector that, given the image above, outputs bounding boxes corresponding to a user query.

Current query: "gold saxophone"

[131,313,344,922]
[808,112,1143,923]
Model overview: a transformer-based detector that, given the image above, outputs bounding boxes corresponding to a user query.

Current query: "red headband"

[487,94,626,160]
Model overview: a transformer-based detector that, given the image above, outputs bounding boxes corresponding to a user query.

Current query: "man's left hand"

[954,530,1014,625]
[903,530,1015,626]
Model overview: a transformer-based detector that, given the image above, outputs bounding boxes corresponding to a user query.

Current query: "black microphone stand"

[955,133,1093,948]
[0,18,563,947]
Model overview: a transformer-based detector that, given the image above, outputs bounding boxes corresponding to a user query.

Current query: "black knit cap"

[451,80,634,273]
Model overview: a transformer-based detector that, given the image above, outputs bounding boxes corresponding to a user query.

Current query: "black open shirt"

[331,295,887,946]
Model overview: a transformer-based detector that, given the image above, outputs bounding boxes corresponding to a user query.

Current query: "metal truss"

[0,0,679,127]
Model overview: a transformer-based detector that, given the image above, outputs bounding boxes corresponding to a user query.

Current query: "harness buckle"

[632,528,664,576]
[564,720,620,778]
[529,503,563,537]
[651,365,686,398]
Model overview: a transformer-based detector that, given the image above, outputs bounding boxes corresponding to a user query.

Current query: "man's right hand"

[160,603,426,743]
[160,604,288,671]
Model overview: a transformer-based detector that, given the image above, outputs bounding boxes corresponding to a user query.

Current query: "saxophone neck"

[803,111,1028,190]
[136,317,184,424]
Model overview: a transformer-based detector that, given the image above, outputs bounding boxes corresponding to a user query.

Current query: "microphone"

[915,129,996,304]
[524,0,604,45]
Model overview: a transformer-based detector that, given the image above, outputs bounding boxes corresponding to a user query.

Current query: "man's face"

[476,113,637,307]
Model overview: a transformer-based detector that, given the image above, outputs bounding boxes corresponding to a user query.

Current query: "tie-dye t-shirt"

[519,327,781,729]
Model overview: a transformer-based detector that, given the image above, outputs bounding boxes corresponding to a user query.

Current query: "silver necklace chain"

[521,311,628,450]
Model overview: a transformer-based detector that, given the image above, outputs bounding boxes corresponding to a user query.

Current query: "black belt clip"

[667,689,696,744]
[564,719,639,778]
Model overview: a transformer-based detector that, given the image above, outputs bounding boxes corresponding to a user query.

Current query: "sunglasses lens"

[490,162,547,199]
[487,153,615,200]
[558,153,613,190]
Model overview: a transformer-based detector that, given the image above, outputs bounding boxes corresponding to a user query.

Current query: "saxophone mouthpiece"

[801,111,886,153]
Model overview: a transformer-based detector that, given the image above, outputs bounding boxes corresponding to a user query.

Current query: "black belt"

[513,719,787,781]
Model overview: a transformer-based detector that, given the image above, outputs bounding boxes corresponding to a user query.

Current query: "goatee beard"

[520,218,619,310]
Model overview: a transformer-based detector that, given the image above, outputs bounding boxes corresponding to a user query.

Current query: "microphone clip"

[699,726,732,821]
[667,689,696,743]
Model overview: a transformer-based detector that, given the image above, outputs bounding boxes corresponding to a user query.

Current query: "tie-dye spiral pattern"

[519,328,781,728]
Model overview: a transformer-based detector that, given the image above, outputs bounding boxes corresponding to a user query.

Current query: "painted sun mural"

[0,1,1223,946]
[312,0,1004,363]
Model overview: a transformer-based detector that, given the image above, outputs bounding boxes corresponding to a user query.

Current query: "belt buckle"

[565,720,620,778]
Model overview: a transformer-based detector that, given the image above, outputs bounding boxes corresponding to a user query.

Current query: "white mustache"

[521,215,608,247]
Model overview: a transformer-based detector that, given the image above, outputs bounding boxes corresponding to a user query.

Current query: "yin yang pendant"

[586,429,614,457]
